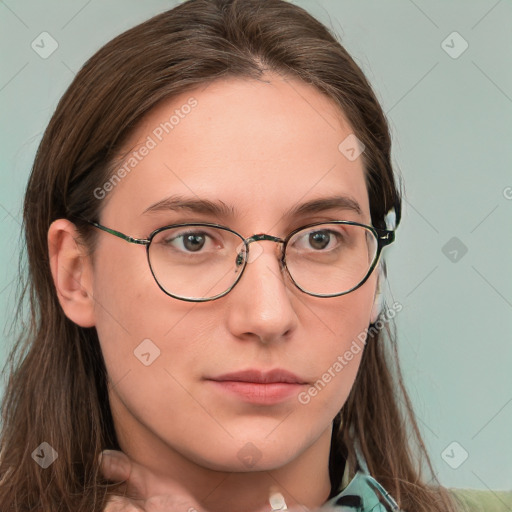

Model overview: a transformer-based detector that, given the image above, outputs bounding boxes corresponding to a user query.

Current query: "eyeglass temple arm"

[85,220,150,245]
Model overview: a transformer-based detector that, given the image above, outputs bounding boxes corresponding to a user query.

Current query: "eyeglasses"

[83,219,395,302]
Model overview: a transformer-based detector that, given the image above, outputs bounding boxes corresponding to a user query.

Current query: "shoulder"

[448,488,512,511]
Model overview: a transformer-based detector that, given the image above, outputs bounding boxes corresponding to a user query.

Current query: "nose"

[225,239,299,344]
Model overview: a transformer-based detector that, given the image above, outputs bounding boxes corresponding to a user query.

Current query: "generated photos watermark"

[94,97,198,200]
[298,301,403,405]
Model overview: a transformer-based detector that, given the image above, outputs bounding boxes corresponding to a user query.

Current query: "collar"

[321,471,402,511]
[320,441,402,511]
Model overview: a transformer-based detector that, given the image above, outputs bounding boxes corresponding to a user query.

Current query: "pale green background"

[1,0,511,493]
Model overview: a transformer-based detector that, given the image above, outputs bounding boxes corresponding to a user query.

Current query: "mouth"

[206,368,308,405]
[208,368,308,385]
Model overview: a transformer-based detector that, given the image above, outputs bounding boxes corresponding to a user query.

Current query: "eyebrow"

[142,195,236,217]
[141,194,362,218]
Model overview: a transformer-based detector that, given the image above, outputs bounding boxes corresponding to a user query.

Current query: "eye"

[307,230,334,250]
[177,232,208,252]
[292,227,345,252]
[160,229,221,253]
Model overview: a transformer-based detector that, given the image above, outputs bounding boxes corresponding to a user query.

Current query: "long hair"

[0,0,460,510]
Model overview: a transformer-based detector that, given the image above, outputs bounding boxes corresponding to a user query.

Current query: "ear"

[369,263,383,325]
[48,219,96,328]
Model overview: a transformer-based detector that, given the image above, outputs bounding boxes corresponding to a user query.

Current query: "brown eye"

[308,231,332,250]
[181,233,206,252]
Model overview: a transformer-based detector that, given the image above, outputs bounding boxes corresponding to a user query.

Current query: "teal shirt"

[323,470,401,511]
[316,445,512,511]
[320,469,512,511]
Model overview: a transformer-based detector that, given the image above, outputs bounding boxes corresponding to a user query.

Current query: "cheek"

[299,281,376,409]
[92,257,219,403]
[94,284,210,445]
[310,275,376,348]
[90,243,192,383]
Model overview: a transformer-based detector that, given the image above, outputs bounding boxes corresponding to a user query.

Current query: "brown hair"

[0,0,461,510]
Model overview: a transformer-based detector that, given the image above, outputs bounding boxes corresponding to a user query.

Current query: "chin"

[182,439,301,473]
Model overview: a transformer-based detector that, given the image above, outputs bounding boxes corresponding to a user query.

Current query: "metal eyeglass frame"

[82,219,395,302]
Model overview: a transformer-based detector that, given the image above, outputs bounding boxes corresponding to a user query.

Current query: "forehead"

[101,74,370,229]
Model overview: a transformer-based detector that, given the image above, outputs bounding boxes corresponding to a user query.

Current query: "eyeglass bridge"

[235,233,286,267]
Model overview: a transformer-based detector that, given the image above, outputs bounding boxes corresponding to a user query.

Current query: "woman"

[0,0,466,510]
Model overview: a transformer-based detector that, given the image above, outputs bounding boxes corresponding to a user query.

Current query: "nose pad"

[235,240,265,265]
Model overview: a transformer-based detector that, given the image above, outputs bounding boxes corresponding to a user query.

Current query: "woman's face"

[88,74,377,473]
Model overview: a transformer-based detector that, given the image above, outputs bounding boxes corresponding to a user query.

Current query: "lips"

[208,368,307,385]
[206,369,308,405]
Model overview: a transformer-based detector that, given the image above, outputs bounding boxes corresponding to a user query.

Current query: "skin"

[48,73,378,512]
